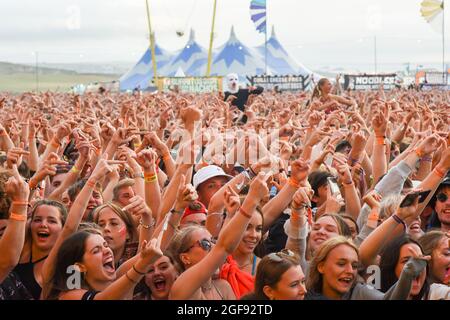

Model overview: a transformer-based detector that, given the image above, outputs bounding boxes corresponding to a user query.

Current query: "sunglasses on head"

[184,238,216,253]
[267,249,295,262]
[436,193,448,203]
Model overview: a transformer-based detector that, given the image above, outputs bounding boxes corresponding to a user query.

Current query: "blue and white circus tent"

[119,25,323,90]
[255,26,322,88]
[256,26,307,75]
[119,38,172,91]
[160,29,209,77]
[209,26,270,77]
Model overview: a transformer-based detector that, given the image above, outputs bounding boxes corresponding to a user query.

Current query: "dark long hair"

[44,230,101,300]
[379,235,430,300]
[306,78,329,107]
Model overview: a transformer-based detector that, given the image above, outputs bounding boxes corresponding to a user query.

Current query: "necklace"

[237,255,253,270]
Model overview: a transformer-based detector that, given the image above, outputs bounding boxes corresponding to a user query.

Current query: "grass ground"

[0,73,119,93]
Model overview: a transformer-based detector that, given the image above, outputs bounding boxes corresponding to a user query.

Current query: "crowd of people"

[0,78,448,300]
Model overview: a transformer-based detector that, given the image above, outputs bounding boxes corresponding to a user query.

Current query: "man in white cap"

[193,165,232,208]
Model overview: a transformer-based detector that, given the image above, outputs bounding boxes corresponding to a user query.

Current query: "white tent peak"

[228,26,239,45]
[175,67,186,77]
[270,25,277,39]
[188,29,196,44]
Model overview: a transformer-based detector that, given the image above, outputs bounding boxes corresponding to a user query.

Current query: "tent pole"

[442,0,446,83]
[145,0,158,85]
[265,25,267,75]
[206,0,218,76]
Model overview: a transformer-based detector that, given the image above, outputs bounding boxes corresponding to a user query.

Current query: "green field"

[0,72,119,93]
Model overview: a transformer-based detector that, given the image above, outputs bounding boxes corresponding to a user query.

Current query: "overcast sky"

[0,0,448,71]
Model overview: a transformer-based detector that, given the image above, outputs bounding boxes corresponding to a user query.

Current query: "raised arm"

[262,159,310,233]
[371,108,388,184]
[284,187,311,273]
[134,149,161,221]
[40,156,125,296]
[359,193,418,267]
[47,140,90,201]
[169,172,268,300]
[0,165,29,283]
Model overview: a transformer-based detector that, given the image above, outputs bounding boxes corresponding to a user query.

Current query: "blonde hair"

[379,194,402,221]
[112,179,135,202]
[306,236,358,294]
[167,225,205,272]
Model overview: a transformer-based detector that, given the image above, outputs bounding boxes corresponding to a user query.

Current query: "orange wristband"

[239,207,252,219]
[290,210,300,222]
[50,138,60,149]
[434,167,446,179]
[29,179,38,190]
[12,201,28,207]
[288,177,301,189]
[86,179,97,189]
[9,212,27,221]
[376,137,386,146]
[415,148,424,158]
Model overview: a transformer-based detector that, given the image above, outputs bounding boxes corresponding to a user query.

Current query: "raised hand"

[324,185,344,214]
[363,190,382,209]
[396,191,420,223]
[416,134,440,156]
[32,152,67,184]
[372,111,388,137]
[143,132,169,156]
[6,146,29,169]
[134,148,158,171]
[122,195,152,220]
[139,238,163,267]
[224,186,240,216]
[54,122,72,142]
[90,154,126,181]
[290,158,311,184]
[174,174,198,212]
[336,162,353,185]
[5,165,30,202]
[247,171,270,205]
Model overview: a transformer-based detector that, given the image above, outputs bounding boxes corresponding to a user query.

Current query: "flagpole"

[265,22,267,75]
[442,0,446,83]
[265,1,267,75]
[206,0,218,77]
[145,0,158,85]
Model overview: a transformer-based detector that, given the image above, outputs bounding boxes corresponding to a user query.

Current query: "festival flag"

[250,0,267,34]
[420,0,444,33]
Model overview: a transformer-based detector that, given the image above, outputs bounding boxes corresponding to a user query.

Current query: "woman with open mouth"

[13,200,67,300]
[133,254,179,300]
[44,229,162,300]
[306,236,428,300]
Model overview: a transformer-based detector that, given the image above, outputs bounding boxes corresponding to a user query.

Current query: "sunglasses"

[184,238,216,253]
[436,193,448,203]
[267,249,295,262]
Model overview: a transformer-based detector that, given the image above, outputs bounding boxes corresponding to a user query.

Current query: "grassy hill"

[0,62,119,93]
